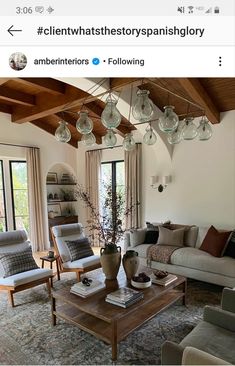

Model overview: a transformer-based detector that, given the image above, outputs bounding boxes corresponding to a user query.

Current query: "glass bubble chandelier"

[55,120,71,143]
[101,94,121,129]
[104,129,117,148]
[143,124,157,145]
[159,105,179,133]
[76,111,93,134]
[197,116,213,141]
[81,132,96,146]
[132,89,154,122]
[123,133,136,151]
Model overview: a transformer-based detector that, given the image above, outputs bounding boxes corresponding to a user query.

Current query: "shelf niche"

[46,163,78,244]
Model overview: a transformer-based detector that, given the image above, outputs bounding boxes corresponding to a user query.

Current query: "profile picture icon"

[9,52,27,71]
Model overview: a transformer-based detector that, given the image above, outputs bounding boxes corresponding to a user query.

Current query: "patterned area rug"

[0,273,222,365]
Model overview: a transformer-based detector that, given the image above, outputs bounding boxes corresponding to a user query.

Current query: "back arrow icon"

[8,25,22,36]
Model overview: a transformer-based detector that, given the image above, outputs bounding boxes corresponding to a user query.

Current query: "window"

[0,160,7,232]
[100,161,125,227]
[9,161,29,232]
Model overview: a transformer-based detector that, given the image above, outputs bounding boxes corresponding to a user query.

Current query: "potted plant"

[76,183,138,280]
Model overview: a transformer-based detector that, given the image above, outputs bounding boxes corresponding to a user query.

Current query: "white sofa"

[124,224,235,288]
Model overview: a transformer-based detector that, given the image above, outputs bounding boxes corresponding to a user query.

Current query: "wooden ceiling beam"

[0,86,35,106]
[30,118,78,148]
[17,78,66,94]
[177,78,220,124]
[0,78,11,86]
[11,85,88,124]
[110,78,148,91]
[0,104,12,114]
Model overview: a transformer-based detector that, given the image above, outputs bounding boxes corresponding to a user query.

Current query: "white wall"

[0,112,78,247]
[77,111,235,231]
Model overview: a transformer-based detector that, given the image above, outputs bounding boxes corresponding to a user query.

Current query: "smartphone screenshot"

[0,1,235,365]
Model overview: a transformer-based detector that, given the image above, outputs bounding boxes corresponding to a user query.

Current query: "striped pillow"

[0,246,38,278]
[65,238,94,262]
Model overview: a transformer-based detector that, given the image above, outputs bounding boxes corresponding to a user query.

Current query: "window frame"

[0,159,8,231]
[9,160,29,231]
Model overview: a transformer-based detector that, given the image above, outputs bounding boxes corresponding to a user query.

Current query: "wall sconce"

[150,175,171,192]
[150,176,159,188]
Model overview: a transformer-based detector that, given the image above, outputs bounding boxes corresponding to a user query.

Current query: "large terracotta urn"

[100,244,121,280]
[122,250,139,280]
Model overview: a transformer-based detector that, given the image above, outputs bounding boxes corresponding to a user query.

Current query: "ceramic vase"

[100,245,121,280]
[122,250,139,280]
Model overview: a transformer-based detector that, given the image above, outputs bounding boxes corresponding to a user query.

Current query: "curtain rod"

[86,142,141,152]
[0,142,39,149]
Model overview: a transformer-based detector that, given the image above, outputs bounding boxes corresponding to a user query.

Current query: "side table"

[40,255,60,287]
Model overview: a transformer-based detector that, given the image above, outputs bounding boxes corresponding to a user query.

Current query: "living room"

[0,76,235,364]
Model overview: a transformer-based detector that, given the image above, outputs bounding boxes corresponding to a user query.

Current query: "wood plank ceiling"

[0,77,235,148]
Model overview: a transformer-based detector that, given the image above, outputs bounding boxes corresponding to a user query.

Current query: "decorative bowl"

[131,279,152,289]
[153,270,168,279]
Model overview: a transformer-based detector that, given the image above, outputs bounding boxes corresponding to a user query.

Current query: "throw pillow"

[223,230,235,258]
[129,229,146,247]
[65,238,94,261]
[143,230,159,244]
[157,226,185,247]
[0,246,38,278]
[200,226,232,257]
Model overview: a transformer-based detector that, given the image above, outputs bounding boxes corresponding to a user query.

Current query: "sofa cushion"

[171,247,235,278]
[0,247,38,278]
[133,244,153,258]
[143,230,159,244]
[129,229,146,247]
[200,226,232,257]
[65,238,94,261]
[180,321,235,365]
[0,268,52,287]
[224,230,235,258]
[157,226,185,247]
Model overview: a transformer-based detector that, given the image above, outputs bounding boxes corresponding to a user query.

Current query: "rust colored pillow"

[200,226,232,257]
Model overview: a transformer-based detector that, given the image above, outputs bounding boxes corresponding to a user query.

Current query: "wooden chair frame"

[0,276,53,307]
[51,228,101,281]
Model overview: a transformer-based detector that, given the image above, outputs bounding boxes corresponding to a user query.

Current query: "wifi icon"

[188,6,194,14]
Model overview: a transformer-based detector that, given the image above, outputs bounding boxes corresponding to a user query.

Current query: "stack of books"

[70,280,105,298]
[151,273,177,286]
[105,287,143,308]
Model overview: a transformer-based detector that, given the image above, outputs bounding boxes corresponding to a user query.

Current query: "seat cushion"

[180,321,235,364]
[65,238,94,261]
[171,247,235,277]
[0,247,38,278]
[0,268,52,287]
[63,255,100,269]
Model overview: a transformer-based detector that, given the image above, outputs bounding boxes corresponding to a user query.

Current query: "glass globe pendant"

[181,117,198,140]
[76,111,93,134]
[197,116,212,141]
[159,105,179,132]
[132,90,154,122]
[55,121,71,143]
[81,132,96,146]
[167,128,182,145]
[104,129,117,148]
[123,133,136,151]
[143,124,157,145]
[101,95,121,129]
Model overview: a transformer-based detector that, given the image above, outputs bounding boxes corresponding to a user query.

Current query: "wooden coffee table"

[51,267,187,362]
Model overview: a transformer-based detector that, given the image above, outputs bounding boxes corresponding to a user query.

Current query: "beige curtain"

[124,143,142,229]
[85,150,102,245]
[26,148,44,251]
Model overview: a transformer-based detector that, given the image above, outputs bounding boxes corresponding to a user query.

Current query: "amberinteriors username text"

[36,25,205,38]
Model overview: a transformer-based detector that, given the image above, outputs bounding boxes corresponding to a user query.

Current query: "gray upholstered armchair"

[161,287,235,365]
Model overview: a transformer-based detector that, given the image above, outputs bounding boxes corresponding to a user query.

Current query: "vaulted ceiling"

[0,77,235,148]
